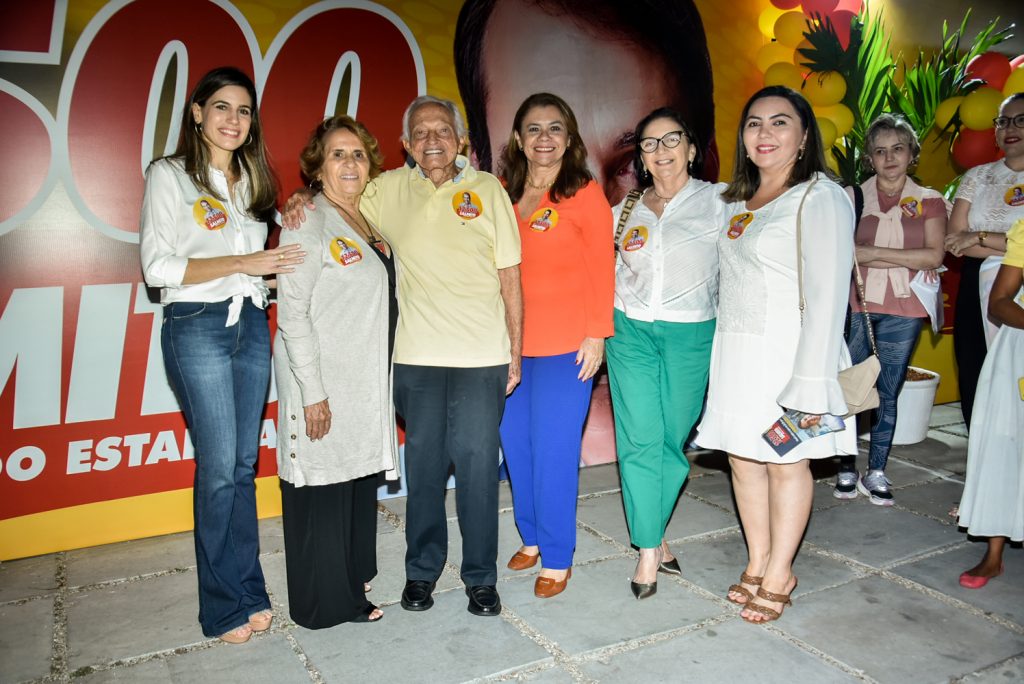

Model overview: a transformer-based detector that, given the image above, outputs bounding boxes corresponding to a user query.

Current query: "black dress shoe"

[401,580,436,611]
[465,585,501,616]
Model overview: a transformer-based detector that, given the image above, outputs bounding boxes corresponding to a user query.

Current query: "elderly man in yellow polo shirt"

[284,96,522,617]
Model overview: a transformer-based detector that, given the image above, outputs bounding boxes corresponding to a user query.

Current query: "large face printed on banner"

[481,0,676,205]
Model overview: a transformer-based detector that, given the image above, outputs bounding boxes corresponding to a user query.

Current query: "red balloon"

[952,127,1001,169]
[831,10,856,49]
[802,0,839,18]
[835,0,864,12]
[1010,54,1024,70]
[966,52,1012,90]
[770,0,802,8]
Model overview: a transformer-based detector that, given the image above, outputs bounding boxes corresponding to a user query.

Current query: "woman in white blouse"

[140,67,303,644]
[695,86,857,623]
[606,108,724,600]
[274,116,398,626]
[945,93,1024,428]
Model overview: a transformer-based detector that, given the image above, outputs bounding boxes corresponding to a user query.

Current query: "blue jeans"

[840,311,923,472]
[161,299,271,637]
[499,352,593,570]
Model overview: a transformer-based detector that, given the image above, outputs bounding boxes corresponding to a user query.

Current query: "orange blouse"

[515,180,615,356]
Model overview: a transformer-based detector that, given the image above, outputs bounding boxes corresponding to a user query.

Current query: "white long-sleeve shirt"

[611,178,726,323]
[140,158,269,323]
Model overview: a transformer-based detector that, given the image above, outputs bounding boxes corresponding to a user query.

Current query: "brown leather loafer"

[507,550,540,571]
[534,568,572,598]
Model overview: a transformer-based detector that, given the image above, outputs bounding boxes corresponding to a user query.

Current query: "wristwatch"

[978,231,988,246]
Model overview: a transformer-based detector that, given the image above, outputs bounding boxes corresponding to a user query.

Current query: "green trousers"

[606,310,715,548]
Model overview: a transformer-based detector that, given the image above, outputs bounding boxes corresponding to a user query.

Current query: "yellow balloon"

[764,62,805,91]
[960,87,1005,131]
[794,38,814,67]
[1004,66,1024,97]
[755,42,795,74]
[817,117,838,150]
[758,6,787,39]
[825,149,840,174]
[775,12,810,48]
[934,96,963,130]
[803,71,847,106]
[815,103,854,137]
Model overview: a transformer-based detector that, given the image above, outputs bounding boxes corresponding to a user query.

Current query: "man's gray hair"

[401,95,468,141]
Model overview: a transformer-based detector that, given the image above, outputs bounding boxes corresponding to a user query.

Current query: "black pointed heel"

[630,580,657,599]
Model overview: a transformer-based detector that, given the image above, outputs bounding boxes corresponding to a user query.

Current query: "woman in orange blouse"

[498,92,615,598]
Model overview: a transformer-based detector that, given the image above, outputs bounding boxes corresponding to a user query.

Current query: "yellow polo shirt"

[1005,219,1024,268]
[362,156,521,367]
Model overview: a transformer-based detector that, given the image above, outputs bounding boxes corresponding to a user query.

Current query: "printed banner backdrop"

[0,0,959,560]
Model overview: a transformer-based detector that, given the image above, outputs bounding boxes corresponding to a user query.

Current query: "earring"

[246,133,253,145]
[798,146,805,160]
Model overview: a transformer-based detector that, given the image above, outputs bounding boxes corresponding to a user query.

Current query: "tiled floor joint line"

[573,612,735,663]
[761,625,879,683]
[876,569,1024,635]
[494,604,592,683]
[950,651,1024,683]
[50,552,69,683]
[283,631,325,683]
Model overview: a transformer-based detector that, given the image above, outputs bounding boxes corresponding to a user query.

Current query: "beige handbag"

[795,178,880,417]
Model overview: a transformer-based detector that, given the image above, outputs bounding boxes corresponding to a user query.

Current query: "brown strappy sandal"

[727,572,763,605]
[741,578,797,623]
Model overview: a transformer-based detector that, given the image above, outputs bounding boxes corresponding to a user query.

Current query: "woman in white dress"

[696,86,857,623]
[956,223,1024,589]
[944,93,1024,428]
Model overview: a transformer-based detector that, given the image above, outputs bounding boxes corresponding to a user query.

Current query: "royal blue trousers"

[499,352,593,570]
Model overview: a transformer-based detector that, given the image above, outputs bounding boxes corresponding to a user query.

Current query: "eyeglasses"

[993,114,1024,130]
[638,130,685,153]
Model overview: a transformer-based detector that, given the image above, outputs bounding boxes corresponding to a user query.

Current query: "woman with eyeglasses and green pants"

[606,107,725,600]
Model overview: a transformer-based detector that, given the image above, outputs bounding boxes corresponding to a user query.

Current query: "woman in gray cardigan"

[275,115,398,627]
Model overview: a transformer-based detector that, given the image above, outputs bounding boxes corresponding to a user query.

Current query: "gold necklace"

[526,176,555,190]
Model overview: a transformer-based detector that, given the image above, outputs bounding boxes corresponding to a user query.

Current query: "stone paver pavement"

[2,403,1022,683]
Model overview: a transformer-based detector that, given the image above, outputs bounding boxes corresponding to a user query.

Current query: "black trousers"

[280,474,379,629]
[953,257,986,429]
[394,363,508,586]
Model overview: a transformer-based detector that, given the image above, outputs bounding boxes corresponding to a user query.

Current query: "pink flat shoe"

[959,566,1003,589]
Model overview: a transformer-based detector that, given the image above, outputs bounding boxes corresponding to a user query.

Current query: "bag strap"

[614,189,644,250]
[795,178,879,357]
[852,184,865,231]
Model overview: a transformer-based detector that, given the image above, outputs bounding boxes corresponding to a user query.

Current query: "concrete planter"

[892,367,940,445]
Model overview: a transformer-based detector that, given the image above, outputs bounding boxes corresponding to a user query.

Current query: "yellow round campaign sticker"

[622,226,649,252]
[529,207,559,232]
[193,196,228,231]
[899,197,921,218]
[452,190,483,219]
[329,236,363,266]
[1005,185,1024,207]
[726,212,753,240]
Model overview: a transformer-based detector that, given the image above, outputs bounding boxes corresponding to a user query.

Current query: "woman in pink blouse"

[833,114,946,506]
